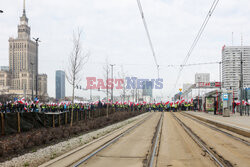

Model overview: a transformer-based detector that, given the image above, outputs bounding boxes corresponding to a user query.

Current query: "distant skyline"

[1,0,250,99]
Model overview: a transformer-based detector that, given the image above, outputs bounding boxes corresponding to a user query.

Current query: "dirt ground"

[0,111,143,163]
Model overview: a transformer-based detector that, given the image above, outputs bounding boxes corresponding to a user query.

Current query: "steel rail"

[148,112,163,167]
[180,112,250,146]
[171,112,228,167]
[73,113,154,167]
[42,113,152,167]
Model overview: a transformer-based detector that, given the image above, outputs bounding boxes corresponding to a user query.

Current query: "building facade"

[9,2,37,91]
[38,74,48,97]
[195,73,210,84]
[0,66,9,71]
[0,0,48,99]
[55,70,65,100]
[222,46,250,98]
[183,83,193,92]
[0,70,10,91]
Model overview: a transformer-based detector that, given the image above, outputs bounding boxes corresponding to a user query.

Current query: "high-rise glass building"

[55,70,65,100]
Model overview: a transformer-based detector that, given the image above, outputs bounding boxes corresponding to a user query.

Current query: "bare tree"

[66,29,89,126]
[118,66,129,103]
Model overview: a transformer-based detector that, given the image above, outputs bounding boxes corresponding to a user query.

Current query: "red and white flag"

[18,97,25,104]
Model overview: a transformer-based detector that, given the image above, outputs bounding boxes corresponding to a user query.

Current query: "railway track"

[41,112,165,167]
[171,112,233,167]
[40,113,153,167]
[74,112,164,167]
[146,112,163,167]
[180,112,250,146]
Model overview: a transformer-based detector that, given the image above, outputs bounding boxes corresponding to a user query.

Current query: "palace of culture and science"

[0,0,48,99]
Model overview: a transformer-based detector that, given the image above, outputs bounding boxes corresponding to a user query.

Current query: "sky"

[1,0,250,100]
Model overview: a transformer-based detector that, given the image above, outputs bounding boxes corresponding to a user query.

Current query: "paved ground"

[80,113,162,167]
[157,113,215,167]
[185,111,250,130]
[37,112,250,167]
[39,113,152,167]
[176,112,250,167]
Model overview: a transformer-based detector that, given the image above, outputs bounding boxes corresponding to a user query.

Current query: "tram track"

[145,112,163,167]
[180,112,250,146]
[41,112,164,167]
[74,112,164,167]
[40,112,153,167]
[171,112,233,167]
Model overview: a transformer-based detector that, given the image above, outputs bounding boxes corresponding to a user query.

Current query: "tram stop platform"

[183,111,250,137]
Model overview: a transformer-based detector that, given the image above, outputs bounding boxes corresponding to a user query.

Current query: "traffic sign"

[179,88,182,92]
[223,94,228,101]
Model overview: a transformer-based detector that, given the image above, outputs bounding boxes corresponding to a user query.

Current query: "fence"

[0,106,141,136]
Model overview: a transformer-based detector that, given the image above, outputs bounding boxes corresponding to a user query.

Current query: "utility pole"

[110,64,115,103]
[219,61,222,113]
[90,89,92,102]
[33,38,40,99]
[30,62,34,101]
[240,35,244,116]
[240,50,243,116]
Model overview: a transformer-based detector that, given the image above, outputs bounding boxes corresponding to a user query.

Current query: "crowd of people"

[2,97,248,114]
[0,99,195,113]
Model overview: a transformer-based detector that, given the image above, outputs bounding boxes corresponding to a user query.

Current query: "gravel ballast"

[0,113,148,167]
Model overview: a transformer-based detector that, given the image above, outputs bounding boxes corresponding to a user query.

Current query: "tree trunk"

[70,82,75,126]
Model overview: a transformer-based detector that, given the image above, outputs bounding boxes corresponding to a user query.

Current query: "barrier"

[0,107,128,136]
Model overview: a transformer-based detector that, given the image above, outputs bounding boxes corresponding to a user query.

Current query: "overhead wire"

[84,61,221,68]
[172,0,220,93]
[136,0,160,78]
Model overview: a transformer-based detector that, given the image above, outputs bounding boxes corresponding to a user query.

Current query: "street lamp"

[33,37,41,99]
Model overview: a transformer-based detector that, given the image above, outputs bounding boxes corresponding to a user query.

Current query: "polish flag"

[18,97,25,104]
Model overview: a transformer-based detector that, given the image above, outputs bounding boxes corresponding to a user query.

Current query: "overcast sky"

[1,0,250,99]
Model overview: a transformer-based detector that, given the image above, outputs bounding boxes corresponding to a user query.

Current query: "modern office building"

[142,81,153,97]
[55,70,65,100]
[195,73,210,84]
[142,81,153,103]
[222,46,250,98]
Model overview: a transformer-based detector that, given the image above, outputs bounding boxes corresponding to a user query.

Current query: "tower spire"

[23,0,26,15]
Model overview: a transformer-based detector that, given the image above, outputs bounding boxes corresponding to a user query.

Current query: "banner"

[206,97,214,111]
